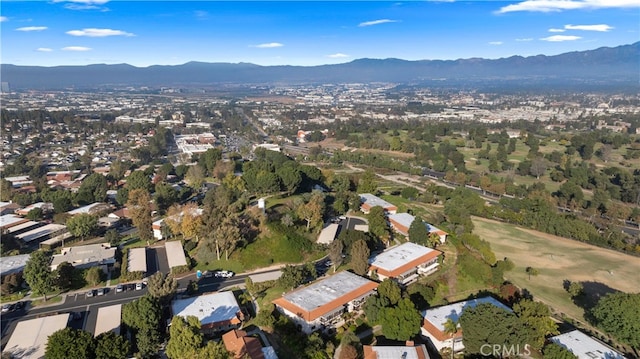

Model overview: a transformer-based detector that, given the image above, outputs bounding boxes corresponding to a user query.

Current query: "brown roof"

[370,250,441,278]
[273,275,379,322]
[422,318,462,342]
[222,329,265,359]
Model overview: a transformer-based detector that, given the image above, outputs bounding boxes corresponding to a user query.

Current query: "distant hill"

[1,42,638,90]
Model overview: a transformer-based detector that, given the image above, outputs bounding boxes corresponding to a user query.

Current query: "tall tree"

[23,250,55,301]
[166,316,204,359]
[95,332,130,359]
[459,303,529,356]
[154,182,178,214]
[328,239,344,273]
[443,318,459,359]
[513,299,559,349]
[296,191,325,231]
[590,292,640,350]
[126,170,152,192]
[207,214,243,260]
[66,214,98,240]
[377,279,402,305]
[408,217,429,245]
[357,170,377,194]
[525,266,539,280]
[378,298,422,341]
[350,239,370,276]
[45,328,95,359]
[122,295,162,332]
[85,266,104,286]
[367,206,389,240]
[78,173,108,203]
[55,261,75,291]
[542,342,577,359]
[146,272,178,304]
[127,189,153,243]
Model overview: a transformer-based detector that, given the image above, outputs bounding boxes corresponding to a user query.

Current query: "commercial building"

[273,271,378,334]
[421,296,512,352]
[171,291,243,333]
[369,242,441,285]
[50,243,117,271]
[550,330,626,359]
[4,313,70,359]
[363,344,430,359]
[359,194,398,215]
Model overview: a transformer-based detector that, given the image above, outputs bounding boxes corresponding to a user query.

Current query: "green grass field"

[473,217,640,322]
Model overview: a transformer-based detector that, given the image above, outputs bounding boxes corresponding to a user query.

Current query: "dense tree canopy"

[378,298,422,341]
[166,316,204,359]
[23,250,55,300]
[45,328,95,359]
[590,292,640,350]
[459,303,529,356]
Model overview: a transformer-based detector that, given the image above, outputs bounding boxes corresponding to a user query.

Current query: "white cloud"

[516,38,534,41]
[327,53,350,58]
[251,42,284,48]
[36,48,53,52]
[62,46,92,51]
[358,19,398,27]
[565,24,613,31]
[489,41,503,45]
[548,28,566,32]
[540,35,582,41]
[66,28,134,37]
[194,10,209,19]
[0,16,7,22]
[497,0,640,13]
[53,0,110,11]
[16,26,48,32]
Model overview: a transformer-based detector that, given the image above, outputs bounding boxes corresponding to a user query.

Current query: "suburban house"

[222,329,278,359]
[550,330,626,359]
[171,291,244,334]
[0,201,20,216]
[50,243,117,271]
[14,202,53,216]
[421,296,512,352]
[0,214,30,231]
[66,202,112,216]
[359,193,398,214]
[363,343,430,359]
[388,213,448,243]
[273,271,379,334]
[368,242,442,285]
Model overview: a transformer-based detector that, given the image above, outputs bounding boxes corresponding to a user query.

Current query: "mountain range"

[1,42,638,90]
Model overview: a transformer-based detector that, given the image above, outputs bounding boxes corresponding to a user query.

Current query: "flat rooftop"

[127,247,147,273]
[171,291,240,326]
[317,223,340,244]
[51,243,116,269]
[94,304,122,337]
[165,241,188,268]
[359,193,395,209]
[422,296,511,332]
[16,224,66,243]
[6,221,41,234]
[66,202,109,215]
[281,271,377,313]
[366,345,429,359]
[0,254,31,276]
[0,214,28,228]
[388,213,415,229]
[369,242,437,272]
[550,330,626,359]
[4,313,70,359]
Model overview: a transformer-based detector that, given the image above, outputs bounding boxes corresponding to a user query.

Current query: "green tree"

[23,250,55,301]
[78,173,108,203]
[367,206,389,240]
[127,189,153,243]
[443,318,459,359]
[66,214,98,240]
[166,316,204,359]
[513,299,559,349]
[296,192,325,231]
[45,328,95,359]
[122,295,162,332]
[146,271,178,304]
[55,261,75,291]
[408,217,429,245]
[350,239,370,276]
[95,332,130,359]
[543,342,577,359]
[525,266,539,280]
[53,196,73,213]
[590,292,640,349]
[155,181,178,214]
[26,207,44,221]
[379,298,422,341]
[193,341,231,359]
[136,328,161,359]
[567,281,584,297]
[459,302,529,356]
[126,170,152,192]
[277,164,302,194]
[198,148,222,177]
[0,179,12,201]
[357,170,377,194]
[85,266,104,286]
[377,279,402,305]
[401,187,419,200]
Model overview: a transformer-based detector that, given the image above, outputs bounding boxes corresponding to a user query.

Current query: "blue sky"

[1,0,638,67]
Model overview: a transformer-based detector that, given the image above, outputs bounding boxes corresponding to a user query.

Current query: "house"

[0,214,30,231]
[388,213,448,243]
[66,202,112,216]
[15,223,67,245]
[171,291,244,333]
[317,223,340,244]
[421,296,512,352]
[363,343,430,359]
[426,223,448,244]
[152,207,203,240]
[14,202,53,216]
[223,329,279,359]
[0,254,31,276]
[550,330,626,359]
[0,201,20,215]
[369,242,441,285]
[273,271,378,334]
[4,313,70,359]
[50,243,117,271]
[359,194,397,214]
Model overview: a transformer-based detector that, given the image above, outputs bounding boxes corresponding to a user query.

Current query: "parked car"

[86,290,95,298]
[116,284,123,293]
[216,270,234,278]
[14,301,26,310]
[135,282,143,290]
[202,270,213,278]
[96,288,105,296]
[1,304,14,313]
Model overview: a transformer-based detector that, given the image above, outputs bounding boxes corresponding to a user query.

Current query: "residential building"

[16,223,67,245]
[363,343,430,359]
[273,271,378,334]
[317,223,340,244]
[0,214,30,231]
[550,330,626,359]
[223,329,278,359]
[15,202,53,216]
[66,202,112,216]
[171,291,244,333]
[0,254,31,276]
[0,201,20,215]
[4,313,70,359]
[50,243,116,271]
[359,194,398,214]
[421,296,512,352]
[369,242,441,285]
[388,213,448,243]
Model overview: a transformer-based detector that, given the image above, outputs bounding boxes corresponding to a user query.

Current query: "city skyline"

[1,0,639,67]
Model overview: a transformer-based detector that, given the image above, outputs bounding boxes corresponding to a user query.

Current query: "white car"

[135,282,143,290]
[216,270,234,278]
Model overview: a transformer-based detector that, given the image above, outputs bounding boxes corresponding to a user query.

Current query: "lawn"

[472,217,640,322]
